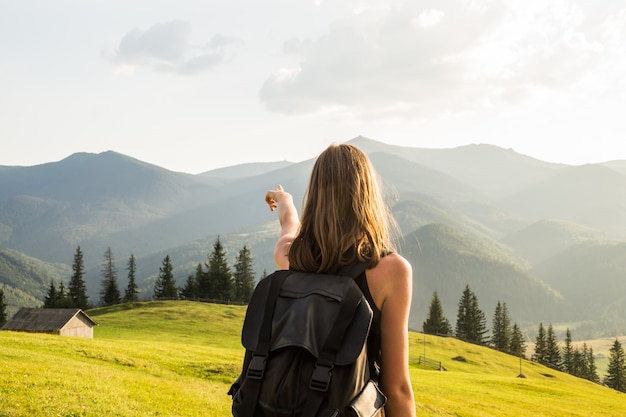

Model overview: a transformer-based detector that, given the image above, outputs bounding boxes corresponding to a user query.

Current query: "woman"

[265,143,416,417]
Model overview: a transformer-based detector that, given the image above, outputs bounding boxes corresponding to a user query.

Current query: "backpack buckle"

[309,361,334,392]
[246,354,268,380]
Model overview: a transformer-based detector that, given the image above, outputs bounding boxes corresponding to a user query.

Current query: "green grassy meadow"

[1,300,625,417]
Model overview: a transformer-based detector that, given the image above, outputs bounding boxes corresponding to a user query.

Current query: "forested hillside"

[0,247,70,317]
[403,223,562,328]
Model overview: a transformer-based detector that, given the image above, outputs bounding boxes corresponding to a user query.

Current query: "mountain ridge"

[1,137,625,337]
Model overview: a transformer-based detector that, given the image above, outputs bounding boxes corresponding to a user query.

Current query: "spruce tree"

[509,323,526,358]
[471,292,489,344]
[423,291,451,335]
[575,343,599,383]
[533,322,547,364]
[545,323,562,370]
[68,246,89,309]
[57,280,73,308]
[605,338,626,392]
[208,237,233,301]
[491,301,511,351]
[44,280,72,308]
[233,245,255,303]
[123,254,139,303]
[455,285,488,344]
[0,287,7,327]
[43,280,59,308]
[197,261,211,299]
[562,328,574,374]
[154,255,177,299]
[571,348,585,378]
[455,285,473,341]
[100,247,121,306]
[585,345,599,383]
[181,264,201,300]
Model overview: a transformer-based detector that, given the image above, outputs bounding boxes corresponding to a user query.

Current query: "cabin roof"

[1,307,98,332]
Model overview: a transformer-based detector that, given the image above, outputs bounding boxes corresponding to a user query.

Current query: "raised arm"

[265,185,299,270]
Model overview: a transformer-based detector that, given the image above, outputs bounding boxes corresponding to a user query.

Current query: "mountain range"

[2,136,626,339]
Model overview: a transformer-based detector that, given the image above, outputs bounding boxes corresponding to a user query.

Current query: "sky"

[1,0,625,174]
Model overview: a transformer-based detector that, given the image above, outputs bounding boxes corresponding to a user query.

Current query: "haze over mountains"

[2,137,626,339]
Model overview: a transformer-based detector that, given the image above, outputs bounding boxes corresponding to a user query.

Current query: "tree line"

[533,322,626,392]
[422,285,526,358]
[422,284,626,393]
[42,237,257,309]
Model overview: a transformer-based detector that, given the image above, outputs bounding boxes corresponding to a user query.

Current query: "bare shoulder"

[366,253,412,309]
[375,252,411,276]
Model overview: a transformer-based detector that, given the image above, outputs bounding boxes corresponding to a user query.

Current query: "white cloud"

[108,20,243,75]
[259,0,626,120]
[414,9,445,28]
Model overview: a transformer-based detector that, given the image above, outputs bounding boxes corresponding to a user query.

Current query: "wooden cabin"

[1,308,98,338]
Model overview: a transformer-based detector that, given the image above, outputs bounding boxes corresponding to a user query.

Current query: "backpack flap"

[242,271,373,365]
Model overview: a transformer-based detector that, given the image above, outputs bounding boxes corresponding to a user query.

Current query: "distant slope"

[0,151,224,203]
[532,241,626,330]
[501,219,604,265]
[601,160,626,177]
[369,152,485,202]
[349,136,564,199]
[402,223,562,328]
[0,247,70,317]
[200,161,294,178]
[498,164,626,237]
[0,151,226,262]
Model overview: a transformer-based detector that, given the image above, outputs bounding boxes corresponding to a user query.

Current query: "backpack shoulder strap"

[238,269,291,417]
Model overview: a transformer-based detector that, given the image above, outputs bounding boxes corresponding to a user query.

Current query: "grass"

[1,300,625,416]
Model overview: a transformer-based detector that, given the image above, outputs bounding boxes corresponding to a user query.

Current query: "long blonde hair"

[288,143,396,273]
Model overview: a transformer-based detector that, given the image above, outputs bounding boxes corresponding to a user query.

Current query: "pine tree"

[423,291,451,335]
[605,338,626,392]
[562,328,574,374]
[0,287,7,327]
[575,343,600,383]
[509,323,526,358]
[571,348,585,378]
[123,254,139,303]
[154,255,177,299]
[56,280,73,308]
[197,261,211,299]
[100,247,121,306]
[545,323,562,370]
[455,285,473,341]
[43,280,59,308]
[585,345,599,383]
[233,245,255,303]
[533,322,547,364]
[472,292,489,344]
[208,237,233,301]
[68,246,89,309]
[491,301,511,351]
[44,280,72,308]
[455,285,488,344]
[181,264,201,300]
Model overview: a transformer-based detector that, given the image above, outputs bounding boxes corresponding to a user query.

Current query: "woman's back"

[264,143,416,416]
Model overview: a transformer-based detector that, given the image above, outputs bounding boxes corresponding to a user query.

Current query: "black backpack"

[228,263,386,417]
